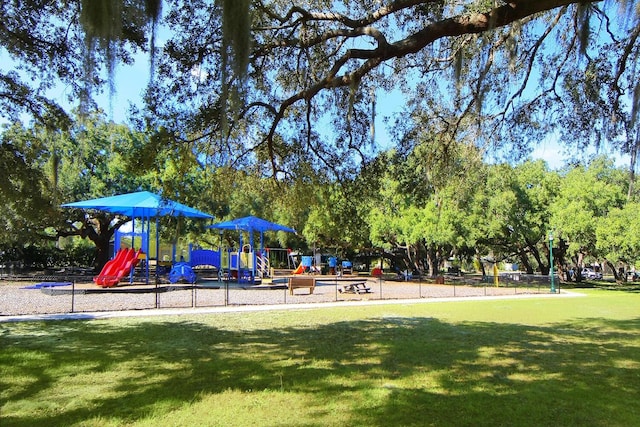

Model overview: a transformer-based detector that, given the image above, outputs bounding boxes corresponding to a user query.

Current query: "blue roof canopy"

[61,191,214,219]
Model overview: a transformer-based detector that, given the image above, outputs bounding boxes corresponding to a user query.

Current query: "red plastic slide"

[94,248,143,287]
[93,248,130,286]
[292,264,305,274]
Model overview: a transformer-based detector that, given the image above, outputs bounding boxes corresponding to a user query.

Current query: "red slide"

[292,264,305,274]
[94,249,142,287]
[93,248,131,286]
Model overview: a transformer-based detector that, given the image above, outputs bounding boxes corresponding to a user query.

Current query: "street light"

[549,231,556,293]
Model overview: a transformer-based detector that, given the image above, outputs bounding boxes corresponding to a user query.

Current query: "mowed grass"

[1,289,639,427]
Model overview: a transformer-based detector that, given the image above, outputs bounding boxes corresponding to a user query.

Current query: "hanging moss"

[79,0,123,114]
[79,0,122,42]
[219,0,252,139]
[576,3,592,58]
[221,0,251,79]
[78,0,163,116]
[145,0,163,77]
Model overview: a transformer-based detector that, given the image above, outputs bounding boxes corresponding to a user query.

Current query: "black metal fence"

[0,272,560,317]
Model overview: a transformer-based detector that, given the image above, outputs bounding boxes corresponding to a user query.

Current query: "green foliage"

[0,240,95,270]
[551,157,626,259]
[596,202,640,265]
[0,111,158,268]
[479,161,558,273]
[0,124,60,246]
[2,0,640,274]
[4,0,640,181]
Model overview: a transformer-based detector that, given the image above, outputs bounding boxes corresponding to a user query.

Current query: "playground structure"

[114,224,290,285]
[93,235,358,288]
[167,261,197,284]
[112,223,352,285]
[62,191,214,285]
[291,255,323,275]
[187,245,275,283]
[102,208,355,285]
[63,192,364,287]
[108,210,356,285]
[204,215,297,284]
[288,254,354,276]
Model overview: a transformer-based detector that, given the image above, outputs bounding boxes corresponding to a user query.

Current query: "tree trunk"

[517,247,534,274]
[627,132,639,200]
[529,242,548,275]
[606,260,621,282]
[83,214,120,272]
[475,251,486,277]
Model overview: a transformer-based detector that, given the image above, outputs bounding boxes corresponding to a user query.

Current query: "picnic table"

[339,282,372,294]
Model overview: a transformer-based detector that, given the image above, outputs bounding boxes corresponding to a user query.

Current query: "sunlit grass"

[1,289,639,426]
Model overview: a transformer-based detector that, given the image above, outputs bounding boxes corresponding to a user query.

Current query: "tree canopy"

[2,1,638,178]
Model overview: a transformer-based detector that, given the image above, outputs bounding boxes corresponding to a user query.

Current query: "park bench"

[288,276,316,295]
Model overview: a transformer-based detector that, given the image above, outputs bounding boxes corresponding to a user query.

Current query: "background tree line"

[1,1,638,280]
[2,111,639,282]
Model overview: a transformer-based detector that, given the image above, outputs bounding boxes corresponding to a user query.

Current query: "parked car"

[582,267,603,280]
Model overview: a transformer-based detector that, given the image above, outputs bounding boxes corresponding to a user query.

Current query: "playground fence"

[0,273,560,317]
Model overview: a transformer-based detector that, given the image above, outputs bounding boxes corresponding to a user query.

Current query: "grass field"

[1,289,639,426]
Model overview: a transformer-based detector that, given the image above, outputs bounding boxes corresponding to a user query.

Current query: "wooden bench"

[339,282,372,294]
[288,276,316,295]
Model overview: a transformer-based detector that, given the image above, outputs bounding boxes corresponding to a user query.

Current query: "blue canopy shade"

[207,215,295,233]
[61,191,214,219]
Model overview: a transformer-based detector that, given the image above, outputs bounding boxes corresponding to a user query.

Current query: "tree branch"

[259,0,601,171]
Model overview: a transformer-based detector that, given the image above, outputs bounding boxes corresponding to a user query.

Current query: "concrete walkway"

[0,290,584,323]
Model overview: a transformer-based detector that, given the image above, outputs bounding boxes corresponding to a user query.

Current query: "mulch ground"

[0,274,552,317]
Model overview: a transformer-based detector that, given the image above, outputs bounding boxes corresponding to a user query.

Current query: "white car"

[582,268,603,280]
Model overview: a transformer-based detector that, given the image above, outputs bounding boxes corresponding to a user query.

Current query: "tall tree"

[596,202,640,280]
[550,156,627,277]
[0,124,58,247]
[479,161,557,274]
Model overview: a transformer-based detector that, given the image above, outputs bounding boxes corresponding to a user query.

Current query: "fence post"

[71,280,75,313]
[155,277,159,309]
[284,280,287,304]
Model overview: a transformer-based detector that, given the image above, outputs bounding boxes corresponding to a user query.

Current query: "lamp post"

[549,231,556,293]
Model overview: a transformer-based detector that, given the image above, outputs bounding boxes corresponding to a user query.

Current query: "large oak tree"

[2,1,638,179]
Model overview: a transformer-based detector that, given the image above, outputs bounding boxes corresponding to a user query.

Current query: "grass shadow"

[1,312,640,426]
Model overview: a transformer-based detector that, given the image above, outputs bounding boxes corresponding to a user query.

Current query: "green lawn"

[2,289,639,426]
